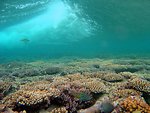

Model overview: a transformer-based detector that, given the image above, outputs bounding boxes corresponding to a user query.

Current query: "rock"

[99,101,114,113]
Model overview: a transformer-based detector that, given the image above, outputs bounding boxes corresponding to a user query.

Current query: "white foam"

[0,0,95,48]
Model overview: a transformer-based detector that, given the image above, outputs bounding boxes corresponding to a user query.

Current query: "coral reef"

[0,58,150,113]
[119,72,137,79]
[0,81,12,100]
[83,72,124,82]
[3,81,60,111]
[127,78,150,93]
[100,73,124,82]
[117,96,150,113]
[44,67,61,75]
[84,79,106,93]
[110,89,142,101]
[0,104,6,112]
[51,107,68,113]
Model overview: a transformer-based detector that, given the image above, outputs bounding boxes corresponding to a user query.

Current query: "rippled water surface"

[0,0,150,61]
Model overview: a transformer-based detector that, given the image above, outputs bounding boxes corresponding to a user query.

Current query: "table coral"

[84,80,106,93]
[3,81,61,110]
[83,72,124,82]
[101,73,124,82]
[127,78,150,93]
[110,89,142,101]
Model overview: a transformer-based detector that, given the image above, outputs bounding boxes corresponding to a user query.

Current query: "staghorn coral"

[119,96,150,113]
[127,78,150,93]
[51,107,68,113]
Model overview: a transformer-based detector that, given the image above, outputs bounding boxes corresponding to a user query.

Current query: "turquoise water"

[0,0,150,62]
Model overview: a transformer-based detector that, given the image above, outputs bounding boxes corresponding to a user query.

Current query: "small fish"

[20,38,30,44]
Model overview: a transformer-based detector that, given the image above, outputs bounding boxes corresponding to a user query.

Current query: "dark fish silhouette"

[20,38,30,44]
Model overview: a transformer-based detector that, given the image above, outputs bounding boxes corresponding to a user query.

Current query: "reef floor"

[0,57,150,113]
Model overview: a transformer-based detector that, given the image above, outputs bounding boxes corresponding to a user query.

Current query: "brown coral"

[101,73,124,82]
[119,72,137,79]
[0,104,6,112]
[66,73,88,81]
[84,79,106,93]
[0,81,12,95]
[52,74,106,94]
[3,81,61,110]
[127,78,150,93]
[119,96,150,113]
[83,72,124,82]
[110,89,142,101]
[51,107,68,113]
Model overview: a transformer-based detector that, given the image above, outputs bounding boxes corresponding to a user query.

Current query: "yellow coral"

[120,96,150,112]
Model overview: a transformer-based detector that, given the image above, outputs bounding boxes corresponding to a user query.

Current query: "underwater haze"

[1,1,150,113]
[0,0,150,62]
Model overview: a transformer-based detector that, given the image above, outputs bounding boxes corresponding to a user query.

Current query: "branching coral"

[52,74,106,94]
[119,96,150,112]
[119,72,137,79]
[127,78,150,93]
[3,81,61,111]
[84,80,106,93]
[110,89,142,101]
[55,82,94,112]
[0,82,12,94]
[2,72,149,113]
[51,107,68,113]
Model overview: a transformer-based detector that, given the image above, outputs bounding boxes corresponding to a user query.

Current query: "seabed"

[0,57,150,113]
